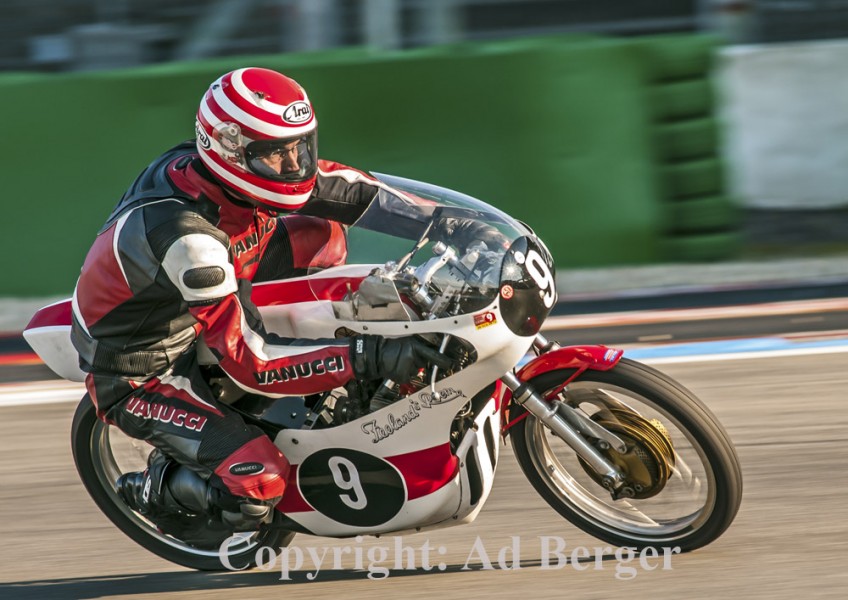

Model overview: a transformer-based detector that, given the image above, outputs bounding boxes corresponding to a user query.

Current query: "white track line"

[542,297,848,330]
[0,380,85,408]
[633,344,848,365]
[1,343,846,408]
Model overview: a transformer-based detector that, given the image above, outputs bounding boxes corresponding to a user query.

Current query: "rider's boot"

[116,451,273,529]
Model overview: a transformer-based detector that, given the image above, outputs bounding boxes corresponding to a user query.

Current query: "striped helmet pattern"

[196,67,318,211]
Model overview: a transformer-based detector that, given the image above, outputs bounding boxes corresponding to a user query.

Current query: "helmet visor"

[245,131,318,183]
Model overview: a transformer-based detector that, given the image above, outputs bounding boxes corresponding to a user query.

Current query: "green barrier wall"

[0,35,731,297]
[640,35,739,260]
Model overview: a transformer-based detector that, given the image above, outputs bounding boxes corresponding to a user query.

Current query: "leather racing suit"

[71,141,388,507]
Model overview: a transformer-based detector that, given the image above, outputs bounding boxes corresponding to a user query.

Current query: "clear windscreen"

[307,173,532,321]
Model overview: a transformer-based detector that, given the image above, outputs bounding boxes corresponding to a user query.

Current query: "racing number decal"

[516,249,556,308]
[327,456,367,509]
[299,448,405,527]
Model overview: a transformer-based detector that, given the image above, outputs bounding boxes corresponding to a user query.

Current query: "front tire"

[71,396,295,570]
[510,358,742,552]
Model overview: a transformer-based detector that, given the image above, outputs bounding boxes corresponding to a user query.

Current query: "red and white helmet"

[196,67,318,211]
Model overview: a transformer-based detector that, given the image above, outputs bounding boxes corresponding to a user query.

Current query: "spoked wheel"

[510,359,742,552]
[71,396,295,570]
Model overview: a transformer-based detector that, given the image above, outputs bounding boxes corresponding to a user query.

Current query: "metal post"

[417,0,461,46]
[174,0,258,61]
[289,0,341,52]
[363,0,401,50]
[699,0,759,44]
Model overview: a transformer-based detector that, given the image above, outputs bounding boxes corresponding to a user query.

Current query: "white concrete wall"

[719,40,848,209]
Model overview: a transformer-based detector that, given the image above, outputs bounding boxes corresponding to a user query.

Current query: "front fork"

[531,333,560,355]
[500,334,630,497]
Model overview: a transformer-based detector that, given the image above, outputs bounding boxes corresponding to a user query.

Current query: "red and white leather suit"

[72,141,386,504]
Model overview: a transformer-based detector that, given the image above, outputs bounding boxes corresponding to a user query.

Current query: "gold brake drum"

[578,407,676,499]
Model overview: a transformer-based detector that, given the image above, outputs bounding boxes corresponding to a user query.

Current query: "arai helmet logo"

[196,120,211,150]
[282,101,312,124]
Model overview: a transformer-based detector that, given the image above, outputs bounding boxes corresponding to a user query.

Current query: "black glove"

[431,217,509,252]
[350,335,455,384]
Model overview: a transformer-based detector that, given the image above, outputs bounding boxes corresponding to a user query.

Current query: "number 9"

[525,249,556,308]
[328,456,367,510]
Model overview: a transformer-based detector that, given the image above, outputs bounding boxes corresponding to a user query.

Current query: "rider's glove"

[431,217,509,252]
[350,335,455,383]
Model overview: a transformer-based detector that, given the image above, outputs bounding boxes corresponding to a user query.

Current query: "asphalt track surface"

[1,314,847,598]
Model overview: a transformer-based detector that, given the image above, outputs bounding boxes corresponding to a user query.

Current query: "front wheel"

[510,358,742,552]
[71,396,295,570]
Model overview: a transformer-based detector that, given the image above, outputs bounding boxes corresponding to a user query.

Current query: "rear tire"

[71,396,295,570]
[511,358,742,552]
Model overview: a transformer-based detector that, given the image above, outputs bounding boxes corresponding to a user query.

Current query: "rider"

[71,67,453,530]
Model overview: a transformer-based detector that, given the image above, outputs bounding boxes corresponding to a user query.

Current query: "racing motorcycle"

[24,173,742,571]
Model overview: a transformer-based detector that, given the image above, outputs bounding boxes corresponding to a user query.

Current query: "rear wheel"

[510,358,742,551]
[71,396,295,570]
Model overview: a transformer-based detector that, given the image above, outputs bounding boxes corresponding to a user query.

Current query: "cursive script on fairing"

[361,388,466,443]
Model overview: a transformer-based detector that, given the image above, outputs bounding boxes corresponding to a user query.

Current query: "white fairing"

[272,384,505,536]
[23,323,86,382]
[434,393,501,528]
[263,287,527,536]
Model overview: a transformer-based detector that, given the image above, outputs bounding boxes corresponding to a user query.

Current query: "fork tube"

[501,371,625,489]
[533,334,560,354]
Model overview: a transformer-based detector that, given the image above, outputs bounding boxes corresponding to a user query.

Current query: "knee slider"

[214,436,291,502]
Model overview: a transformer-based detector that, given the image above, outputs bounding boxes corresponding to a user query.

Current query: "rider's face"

[260,139,301,174]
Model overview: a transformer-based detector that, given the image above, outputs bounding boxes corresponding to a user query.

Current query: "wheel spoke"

[525,378,716,538]
[670,450,697,486]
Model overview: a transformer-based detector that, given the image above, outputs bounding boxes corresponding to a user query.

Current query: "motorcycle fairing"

[23,298,83,382]
[272,380,502,536]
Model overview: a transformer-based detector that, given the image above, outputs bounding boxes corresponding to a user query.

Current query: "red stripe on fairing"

[276,464,312,513]
[385,443,459,500]
[191,294,353,395]
[277,443,460,515]
[250,279,314,306]
[26,300,72,330]
[250,276,364,307]
[76,223,134,327]
[215,436,291,501]
[142,376,224,417]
